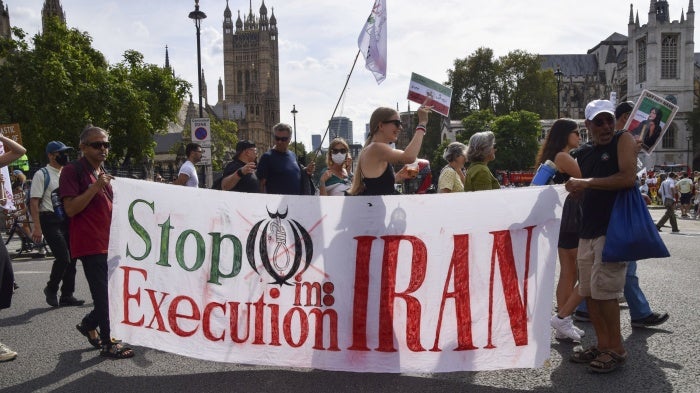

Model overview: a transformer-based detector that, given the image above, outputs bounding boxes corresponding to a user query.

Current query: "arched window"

[662,123,675,149]
[661,34,679,79]
[637,38,647,83]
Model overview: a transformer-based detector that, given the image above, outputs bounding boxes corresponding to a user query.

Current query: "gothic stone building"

[210,1,280,151]
[542,0,698,170]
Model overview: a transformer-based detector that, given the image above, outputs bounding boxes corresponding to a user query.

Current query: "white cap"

[585,100,615,121]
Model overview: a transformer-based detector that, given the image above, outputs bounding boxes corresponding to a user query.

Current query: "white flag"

[357,0,387,84]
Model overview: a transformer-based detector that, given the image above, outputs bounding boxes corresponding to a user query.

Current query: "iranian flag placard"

[407,73,452,117]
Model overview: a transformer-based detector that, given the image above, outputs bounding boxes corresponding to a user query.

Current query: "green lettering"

[126,199,154,261]
[208,232,242,285]
[156,217,174,267]
[176,230,205,271]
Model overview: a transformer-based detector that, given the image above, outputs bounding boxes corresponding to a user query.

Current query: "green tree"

[446,47,499,119]
[489,110,541,171]
[176,117,238,171]
[457,110,496,145]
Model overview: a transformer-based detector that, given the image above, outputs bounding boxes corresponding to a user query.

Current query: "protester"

[565,99,637,373]
[257,123,315,195]
[0,134,26,362]
[464,131,500,191]
[60,126,134,359]
[633,107,663,150]
[437,142,467,193]
[347,103,432,196]
[676,173,694,218]
[319,138,352,196]
[221,140,259,193]
[172,142,202,187]
[30,141,84,308]
[655,172,679,232]
[534,119,584,342]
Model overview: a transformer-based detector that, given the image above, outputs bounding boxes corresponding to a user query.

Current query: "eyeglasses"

[331,148,347,154]
[87,141,111,149]
[275,136,290,142]
[382,120,403,128]
[592,115,615,127]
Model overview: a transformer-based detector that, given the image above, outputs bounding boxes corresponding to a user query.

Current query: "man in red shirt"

[59,126,134,359]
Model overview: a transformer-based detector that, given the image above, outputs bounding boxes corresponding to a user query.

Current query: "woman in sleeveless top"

[348,102,432,196]
[534,118,584,341]
[319,138,352,196]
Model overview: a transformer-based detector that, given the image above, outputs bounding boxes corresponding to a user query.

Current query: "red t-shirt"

[58,157,113,258]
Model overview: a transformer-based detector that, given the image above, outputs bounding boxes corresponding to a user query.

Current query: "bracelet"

[415,125,426,133]
[236,168,244,177]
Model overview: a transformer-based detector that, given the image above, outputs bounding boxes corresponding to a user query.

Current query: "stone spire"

[41,0,66,31]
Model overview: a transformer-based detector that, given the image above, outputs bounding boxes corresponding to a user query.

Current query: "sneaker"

[0,342,17,362]
[551,315,581,342]
[43,286,59,307]
[59,296,85,307]
[572,325,585,338]
[631,312,669,328]
[572,310,591,322]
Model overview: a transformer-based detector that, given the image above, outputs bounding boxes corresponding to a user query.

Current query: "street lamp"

[189,0,207,118]
[291,105,298,157]
[554,66,563,118]
[687,135,693,169]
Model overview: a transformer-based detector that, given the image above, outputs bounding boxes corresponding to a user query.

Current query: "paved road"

[1,208,699,393]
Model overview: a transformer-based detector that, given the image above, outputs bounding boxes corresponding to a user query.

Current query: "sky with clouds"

[5,0,698,149]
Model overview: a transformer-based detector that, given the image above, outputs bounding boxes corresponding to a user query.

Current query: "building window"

[637,38,647,83]
[662,124,675,149]
[661,34,678,79]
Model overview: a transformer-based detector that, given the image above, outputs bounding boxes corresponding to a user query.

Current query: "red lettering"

[168,295,201,337]
[145,289,170,332]
[203,302,226,341]
[267,303,281,346]
[432,234,477,351]
[308,308,340,351]
[377,236,427,352]
[120,266,147,326]
[348,236,375,351]
[252,294,266,344]
[227,302,252,343]
[486,227,534,348]
[283,307,308,348]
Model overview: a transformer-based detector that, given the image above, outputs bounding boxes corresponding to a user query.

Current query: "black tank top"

[361,164,396,195]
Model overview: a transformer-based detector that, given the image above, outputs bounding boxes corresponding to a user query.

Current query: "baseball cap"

[234,140,256,157]
[46,141,73,154]
[585,100,615,121]
[614,101,635,119]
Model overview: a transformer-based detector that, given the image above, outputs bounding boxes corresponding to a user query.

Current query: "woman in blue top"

[348,103,431,196]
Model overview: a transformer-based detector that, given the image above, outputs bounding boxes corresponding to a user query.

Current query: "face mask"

[331,153,346,165]
[56,153,69,166]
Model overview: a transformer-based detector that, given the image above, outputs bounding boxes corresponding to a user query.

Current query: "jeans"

[80,254,111,345]
[577,261,652,320]
[40,212,77,296]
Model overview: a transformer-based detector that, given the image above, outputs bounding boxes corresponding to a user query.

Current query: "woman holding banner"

[464,132,500,191]
[348,102,432,196]
[0,134,27,362]
[534,118,585,342]
[319,138,352,196]
[438,142,467,193]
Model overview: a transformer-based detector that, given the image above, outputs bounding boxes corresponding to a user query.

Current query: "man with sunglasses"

[220,140,259,193]
[30,141,84,308]
[59,126,134,359]
[173,143,203,187]
[257,123,315,195]
[565,99,637,373]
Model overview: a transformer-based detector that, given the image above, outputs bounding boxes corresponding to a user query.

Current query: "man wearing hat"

[565,99,637,373]
[30,141,84,308]
[220,140,258,193]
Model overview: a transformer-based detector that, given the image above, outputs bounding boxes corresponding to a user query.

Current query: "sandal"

[76,324,102,349]
[588,350,627,373]
[570,346,601,363]
[100,342,135,359]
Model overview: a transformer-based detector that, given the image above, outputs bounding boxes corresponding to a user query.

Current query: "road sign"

[191,118,211,145]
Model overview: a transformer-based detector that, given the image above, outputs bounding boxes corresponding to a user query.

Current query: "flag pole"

[309,48,362,162]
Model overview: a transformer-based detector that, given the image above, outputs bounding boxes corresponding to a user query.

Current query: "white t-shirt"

[30,165,60,213]
[178,160,199,187]
[659,178,675,201]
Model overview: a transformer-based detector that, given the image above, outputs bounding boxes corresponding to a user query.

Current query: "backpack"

[26,167,51,209]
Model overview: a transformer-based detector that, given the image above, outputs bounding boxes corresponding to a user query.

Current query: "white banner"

[108,179,565,373]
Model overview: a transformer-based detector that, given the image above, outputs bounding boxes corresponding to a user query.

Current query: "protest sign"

[108,180,564,373]
[623,90,679,154]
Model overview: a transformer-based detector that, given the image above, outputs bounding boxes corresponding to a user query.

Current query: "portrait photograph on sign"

[623,90,679,154]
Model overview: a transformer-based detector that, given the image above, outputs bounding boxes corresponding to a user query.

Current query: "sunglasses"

[86,141,111,149]
[382,120,403,127]
[275,136,290,142]
[592,116,614,127]
[331,148,347,154]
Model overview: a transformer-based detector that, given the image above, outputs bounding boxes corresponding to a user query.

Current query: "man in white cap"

[30,141,84,308]
[565,99,637,373]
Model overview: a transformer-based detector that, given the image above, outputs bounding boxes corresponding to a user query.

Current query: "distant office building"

[311,134,321,151]
[328,116,353,144]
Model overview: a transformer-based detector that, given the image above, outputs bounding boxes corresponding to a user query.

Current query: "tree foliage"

[446,47,557,119]
[0,18,190,165]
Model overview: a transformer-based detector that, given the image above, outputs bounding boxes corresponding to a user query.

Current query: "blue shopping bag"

[602,187,670,262]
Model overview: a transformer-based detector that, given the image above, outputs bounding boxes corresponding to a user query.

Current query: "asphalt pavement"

[1,208,699,393]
